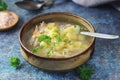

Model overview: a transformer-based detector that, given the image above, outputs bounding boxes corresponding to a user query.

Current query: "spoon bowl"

[15,1,45,10]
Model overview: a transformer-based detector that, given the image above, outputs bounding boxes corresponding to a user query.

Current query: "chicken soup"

[29,22,92,58]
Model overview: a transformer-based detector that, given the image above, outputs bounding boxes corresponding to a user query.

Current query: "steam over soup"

[29,22,92,58]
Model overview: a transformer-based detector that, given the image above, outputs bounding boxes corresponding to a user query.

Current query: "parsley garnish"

[38,35,51,44]
[53,29,59,33]
[76,65,94,80]
[33,46,44,53]
[55,34,62,42]
[74,25,79,28]
[0,0,8,10]
[33,47,39,53]
[64,40,71,43]
[10,57,20,68]
[39,46,44,49]
[74,25,87,31]
[63,52,67,55]
[46,50,53,57]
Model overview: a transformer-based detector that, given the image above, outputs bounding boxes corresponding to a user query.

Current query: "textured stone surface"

[0,0,120,80]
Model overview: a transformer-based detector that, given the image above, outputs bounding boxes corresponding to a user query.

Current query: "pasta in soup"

[29,22,92,58]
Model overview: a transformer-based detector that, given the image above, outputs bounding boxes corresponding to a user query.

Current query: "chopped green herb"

[54,29,59,33]
[63,52,67,55]
[0,0,8,10]
[33,46,44,53]
[64,40,71,43]
[55,34,62,42]
[10,57,20,68]
[80,27,85,31]
[76,65,94,80]
[74,25,79,28]
[33,47,39,53]
[74,25,87,31]
[39,46,44,49]
[46,50,53,57]
[63,34,66,37]
[52,42,56,47]
[38,35,51,44]
[44,39,51,44]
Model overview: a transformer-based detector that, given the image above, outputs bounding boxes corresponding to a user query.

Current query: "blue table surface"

[0,0,120,80]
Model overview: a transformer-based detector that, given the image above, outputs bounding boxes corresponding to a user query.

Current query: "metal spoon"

[15,1,45,10]
[80,32,119,39]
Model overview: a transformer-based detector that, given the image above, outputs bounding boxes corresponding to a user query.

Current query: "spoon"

[15,1,45,10]
[80,32,119,39]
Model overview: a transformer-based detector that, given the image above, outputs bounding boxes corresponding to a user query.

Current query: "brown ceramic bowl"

[19,12,95,71]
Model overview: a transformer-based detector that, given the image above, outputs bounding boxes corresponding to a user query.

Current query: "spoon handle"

[80,32,119,39]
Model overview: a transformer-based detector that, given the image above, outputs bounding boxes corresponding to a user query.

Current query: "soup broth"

[29,22,92,58]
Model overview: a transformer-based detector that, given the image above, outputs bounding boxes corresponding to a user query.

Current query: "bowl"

[19,12,95,71]
[0,10,19,31]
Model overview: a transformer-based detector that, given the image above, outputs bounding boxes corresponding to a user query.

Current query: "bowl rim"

[19,12,95,60]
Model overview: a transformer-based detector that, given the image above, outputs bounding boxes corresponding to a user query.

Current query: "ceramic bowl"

[0,11,19,31]
[19,12,95,71]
